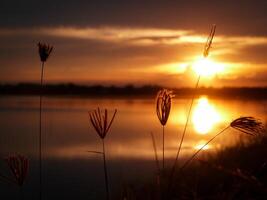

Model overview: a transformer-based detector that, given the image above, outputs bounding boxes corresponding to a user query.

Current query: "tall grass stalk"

[168,25,216,192]
[180,125,230,172]
[39,61,44,200]
[162,125,165,169]
[0,173,16,185]
[102,139,109,200]
[37,42,53,200]
[180,117,264,174]
[150,132,160,173]
[19,186,24,200]
[150,132,162,199]
[156,89,173,171]
[89,108,117,200]
[168,76,200,189]
[4,154,29,200]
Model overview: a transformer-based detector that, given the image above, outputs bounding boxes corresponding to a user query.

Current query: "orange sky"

[0,1,267,87]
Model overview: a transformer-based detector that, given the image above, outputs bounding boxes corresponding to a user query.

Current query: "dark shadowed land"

[1,83,267,99]
[132,135,267,199]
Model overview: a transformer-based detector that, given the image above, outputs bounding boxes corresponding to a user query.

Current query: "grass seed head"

[203,24,216,58]
[156,89,173,126]
[38,42,53,62]
[89,108,117,139]
[230,116,264,136]
[5,154,29,186]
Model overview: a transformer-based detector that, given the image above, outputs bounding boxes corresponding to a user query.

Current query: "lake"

[0,95,266,199]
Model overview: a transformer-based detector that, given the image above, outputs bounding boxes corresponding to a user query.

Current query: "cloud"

[0,25,267,86]
[0,27,190,45]
[1,27,267,47]
[1,0,267,36]
[216,45,267,65]
[214,71,267,87]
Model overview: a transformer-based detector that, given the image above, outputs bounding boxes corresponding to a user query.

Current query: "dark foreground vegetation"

[2,83,267,99]
[129,135,267,200]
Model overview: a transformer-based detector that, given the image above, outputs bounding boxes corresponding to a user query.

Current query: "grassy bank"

[126,135,267,199]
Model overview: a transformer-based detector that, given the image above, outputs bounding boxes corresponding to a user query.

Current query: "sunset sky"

[0,0,267,87]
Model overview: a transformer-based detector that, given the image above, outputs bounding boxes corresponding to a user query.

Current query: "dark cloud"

[0,31,201,68]
[0,0,267,35]
[217,45,267,65]
[215,71,267,87]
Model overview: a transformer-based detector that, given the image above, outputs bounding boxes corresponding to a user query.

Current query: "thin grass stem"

[162,125,165,170]
[20,186,24,200]
[87,151,104,155]
[102,139,110,200]
[39,61,44,200]
[168,75,201,191]
[150,132,162,199]
[150,132,160,173]
[179,126,230,172]
[0,173,15,185]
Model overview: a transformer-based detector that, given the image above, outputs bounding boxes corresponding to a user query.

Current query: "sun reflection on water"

[194,140,211,150]
[192,97,221,134]
[1,96,263,160]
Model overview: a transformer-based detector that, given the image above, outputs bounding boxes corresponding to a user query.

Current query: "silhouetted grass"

[155,89,173,170]
[175,135,267,199]
[37,42,53,200]
[88,108,117,200]
[0,154,29,200]
[169,24,217,194]
[135,130,267,199]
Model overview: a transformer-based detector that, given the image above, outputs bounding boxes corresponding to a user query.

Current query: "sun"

[192,58,224,77]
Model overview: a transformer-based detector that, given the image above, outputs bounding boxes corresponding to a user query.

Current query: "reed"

[150,131,163,199]
[168,24,216,192]
[37,42,53,200]
[89,107,117,200]
[155,89,173,170]
[0,154,29,200]
[150,132,160,174]
[180,117,264,172]
[5,154,29,187]
[230,117,264,136]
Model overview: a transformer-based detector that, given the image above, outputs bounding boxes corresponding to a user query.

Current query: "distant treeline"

[1,83,267,99]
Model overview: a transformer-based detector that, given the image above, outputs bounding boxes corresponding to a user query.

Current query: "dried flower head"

[203,24,216,58]
[89,108,117,139]
[5,154,29,186]
[156,89,173,126]
[230,117,264,136]
[37,42,53,62]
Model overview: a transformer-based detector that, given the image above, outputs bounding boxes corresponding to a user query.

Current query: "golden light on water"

[192,58,224,77]
[194,140,211,150]
[192,97,221,134]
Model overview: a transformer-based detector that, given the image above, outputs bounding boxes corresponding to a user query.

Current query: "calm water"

[0,95,266,199]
